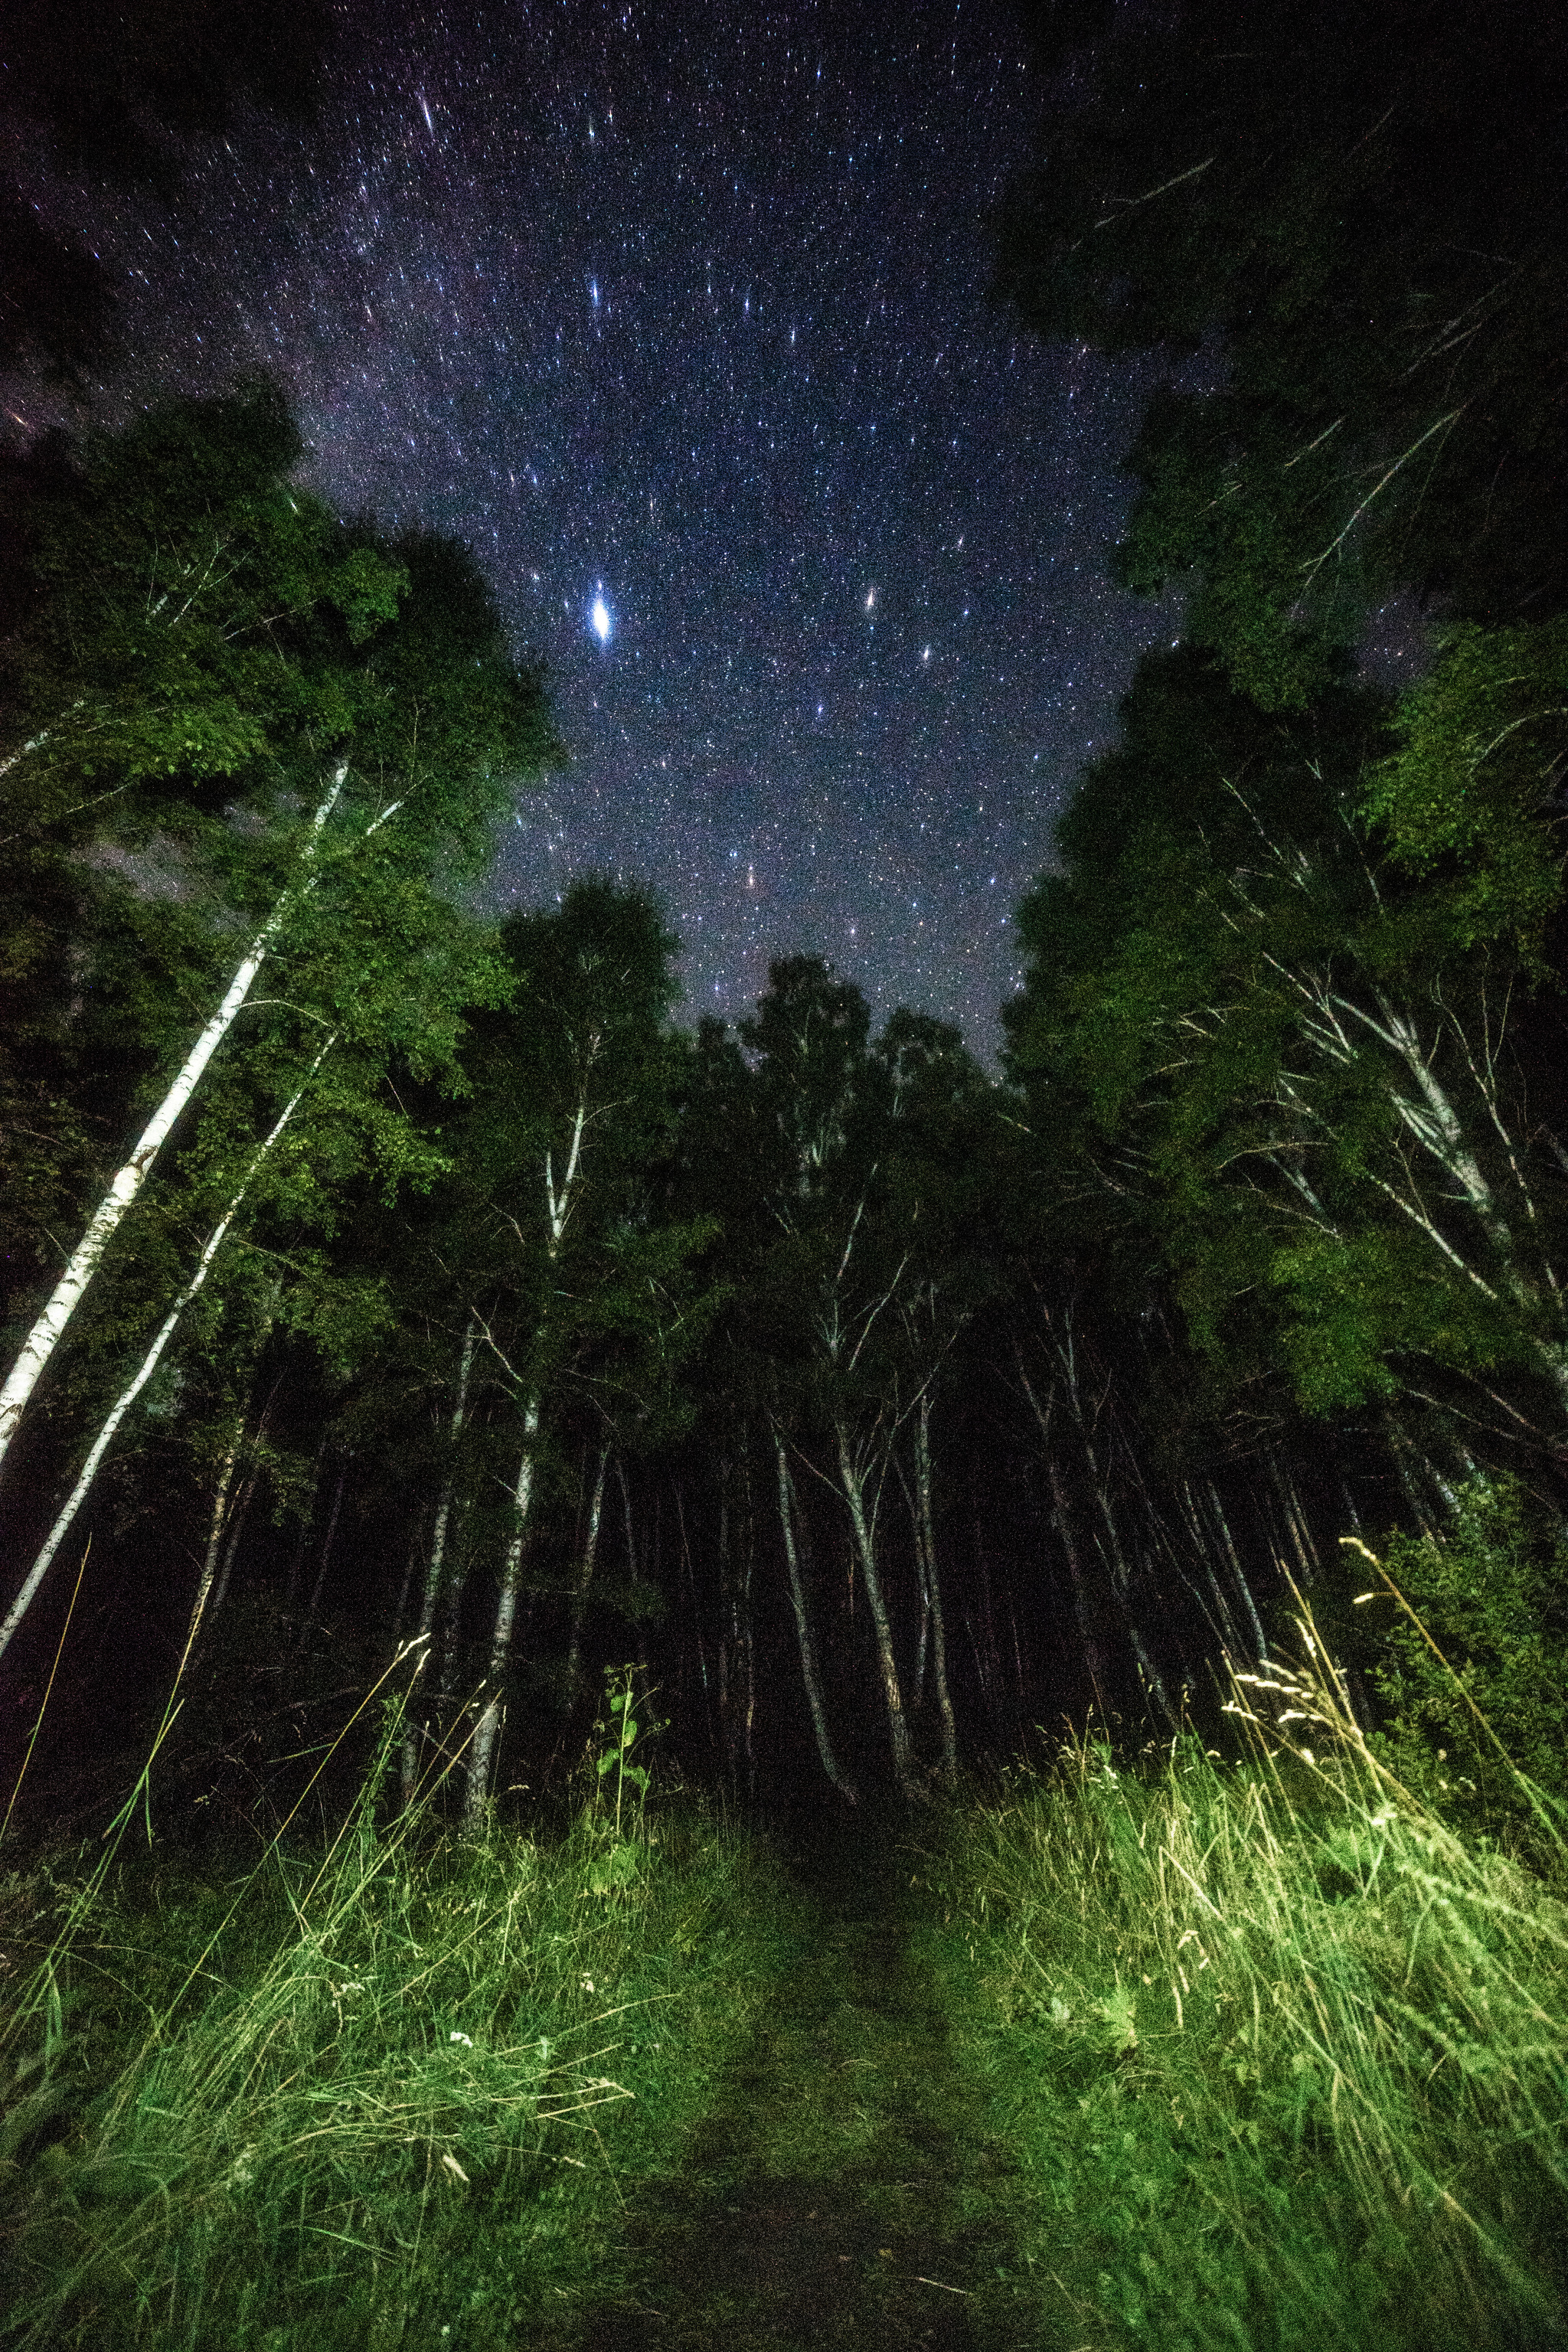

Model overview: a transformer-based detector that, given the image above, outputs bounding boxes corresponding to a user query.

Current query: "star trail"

[17,0,1189,1057]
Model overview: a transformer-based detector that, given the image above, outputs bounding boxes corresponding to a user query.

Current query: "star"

[57,0,1191,1062]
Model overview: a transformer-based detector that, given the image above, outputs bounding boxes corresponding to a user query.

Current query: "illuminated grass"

[921,1635,1568,2350]
[0,1725,797,2349]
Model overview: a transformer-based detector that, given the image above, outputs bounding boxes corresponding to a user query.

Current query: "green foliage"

[0,377,558,1569]
[587,1664,665,1844]
[991,0,1568,707]
[924,1694,1568,2351]
[1362,618,1568,964]
[1358,1476,1568,1841]
[1003,646,1568,1431]
[420,880,720,1443]
[1268,1225,1515,1416]
[0,1743,794,2348]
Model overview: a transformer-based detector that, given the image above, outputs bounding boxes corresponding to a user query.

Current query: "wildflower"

[449,2030,473,2047]
[580,1974,595,1993]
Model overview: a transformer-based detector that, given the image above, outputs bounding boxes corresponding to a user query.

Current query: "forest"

[2,3,1568,2347]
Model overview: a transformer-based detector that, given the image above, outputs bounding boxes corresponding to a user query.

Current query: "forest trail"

[550,1818,1043,2352]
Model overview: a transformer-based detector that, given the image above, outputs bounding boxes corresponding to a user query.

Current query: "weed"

[0,1679,793,2347]
[922,1620,1568,2351]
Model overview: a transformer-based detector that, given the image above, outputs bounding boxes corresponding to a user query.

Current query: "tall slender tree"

[0,381,557,1502]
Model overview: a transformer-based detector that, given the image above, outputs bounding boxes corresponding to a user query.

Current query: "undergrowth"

[0,1668,797,2350]
[921,1620,1568,2352]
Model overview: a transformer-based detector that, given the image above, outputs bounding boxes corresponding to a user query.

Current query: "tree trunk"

[1128,1614,1178,1727]
[835,1418,916,1798]
[0,766,347,1476]
[1018,1354,1109,1703]
[1043,1450,1104,1696]
[402,1309,478,1803]
[773,1423,856,1802]
[1206,1477,1269,1658]
[284,1431,328,1615]
[305,1459,348,1629]
[178,1417,247,1664]
[736,1450,756,1799]
[912,1396,956,1782]
[674,1481,714,1759]
[465,1394,539,1830]
[393,1512,425,1645]
[0,1048,331,1663]
[564,1443,609,1703]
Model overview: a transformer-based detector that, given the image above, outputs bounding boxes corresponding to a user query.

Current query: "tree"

[0,1034,336,1664]
[1004,647,1568,1447]
[729,964,997,1798]
[0,379,557,1635]
[991,0,1568,711]
[385,884,715,1828]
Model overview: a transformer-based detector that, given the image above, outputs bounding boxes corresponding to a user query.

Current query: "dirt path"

[554,1820,1048,2351]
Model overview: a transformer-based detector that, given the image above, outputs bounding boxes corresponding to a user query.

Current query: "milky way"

[21,0,1191,1057]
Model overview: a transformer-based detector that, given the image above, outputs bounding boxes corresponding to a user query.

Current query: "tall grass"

[0,1675,796,2349]
[923,1621,1568,2351]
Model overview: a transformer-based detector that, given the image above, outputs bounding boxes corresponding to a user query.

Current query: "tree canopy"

[6,3,1568,1841]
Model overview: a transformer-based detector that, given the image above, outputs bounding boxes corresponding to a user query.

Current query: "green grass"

[0,1716,800,2350]
[7,1624,1568,2350]
[920,1637,1568,2351]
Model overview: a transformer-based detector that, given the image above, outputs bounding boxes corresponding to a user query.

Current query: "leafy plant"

[1351,1475,1568,1851]
[590,1662,662,1844]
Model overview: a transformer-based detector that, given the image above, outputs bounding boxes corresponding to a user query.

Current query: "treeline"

[3,0,1567,1829]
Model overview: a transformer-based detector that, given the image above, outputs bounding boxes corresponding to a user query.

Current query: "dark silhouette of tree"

[2,0,332,377]
[991,0,1568,708]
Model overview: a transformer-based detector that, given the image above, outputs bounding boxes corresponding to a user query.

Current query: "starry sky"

[19,0,1193,1059]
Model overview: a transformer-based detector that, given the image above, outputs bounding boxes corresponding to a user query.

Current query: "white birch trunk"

[913,1396,956,1782]
[0,1044,331,1663]
[835,1417,916,1798]
[462,1061,596,1828]
[402,1308,478,1803]
[464,1395,538,1829]
[0,763,347,1475]
[773,1424,856,1802]
[564,1443,609,1702]
[181,1423,245,1664]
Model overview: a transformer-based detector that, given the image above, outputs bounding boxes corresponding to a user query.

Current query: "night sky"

[14,0,1191,1060]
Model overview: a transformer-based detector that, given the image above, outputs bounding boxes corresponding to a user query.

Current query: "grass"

[919,1624,1568,2351]
[6,1616,1568,2349]
[0,1681,802,2350]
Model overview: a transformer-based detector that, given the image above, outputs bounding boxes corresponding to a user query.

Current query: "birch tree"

[0,1035,335,1663]
[1005,643,1568,1446]
[0,378,556,1494]
[401,884,715,1830]
[733,966,995,1798]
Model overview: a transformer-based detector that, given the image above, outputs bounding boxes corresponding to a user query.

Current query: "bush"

[1358,1474,1568,1850]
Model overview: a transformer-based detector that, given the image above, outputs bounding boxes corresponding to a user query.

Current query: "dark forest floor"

[541,1816,1050,2352]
